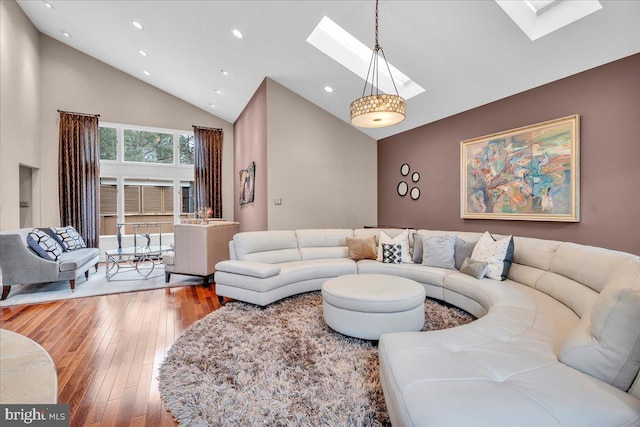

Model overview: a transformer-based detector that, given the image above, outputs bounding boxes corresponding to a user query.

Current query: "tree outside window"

[99,127,117,160]
[124,130,173,163]
[179,134,195,164]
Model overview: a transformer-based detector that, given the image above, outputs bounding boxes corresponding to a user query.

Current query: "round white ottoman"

[321,274,426,340]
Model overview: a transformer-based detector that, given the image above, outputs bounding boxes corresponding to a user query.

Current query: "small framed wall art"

[239,161,256,205]
[460,115,579,222]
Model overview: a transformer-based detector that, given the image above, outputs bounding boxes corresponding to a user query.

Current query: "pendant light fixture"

[350,0,406,128]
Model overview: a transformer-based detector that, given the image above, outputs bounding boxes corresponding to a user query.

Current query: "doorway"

[19,165,34,228]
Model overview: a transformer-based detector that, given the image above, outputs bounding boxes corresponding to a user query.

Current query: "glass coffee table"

[105,245,171,281]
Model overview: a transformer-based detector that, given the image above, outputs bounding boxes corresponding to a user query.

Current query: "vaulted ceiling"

[18,1,640,139]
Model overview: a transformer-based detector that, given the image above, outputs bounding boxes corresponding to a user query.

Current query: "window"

[98,123,196,236]
[99,127,117,160]
[181,182,195,213]
[179,134,195,164]
[124,129,173,164]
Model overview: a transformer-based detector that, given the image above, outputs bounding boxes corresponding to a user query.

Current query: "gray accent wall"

[233,78,378,231]
[266,79,377,230]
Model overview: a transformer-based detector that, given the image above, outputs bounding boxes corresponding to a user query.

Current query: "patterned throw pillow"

[377,230,413,264]
[470,231,514,281]
[382,243,402,264]
[27,229,64,261]
[50,226,86,251]
[460,258,489,279]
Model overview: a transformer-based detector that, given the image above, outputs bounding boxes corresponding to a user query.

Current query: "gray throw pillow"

[422,234,456,269]
[412,233,423,263]
[454,238,477,270]
[460,257,489,279]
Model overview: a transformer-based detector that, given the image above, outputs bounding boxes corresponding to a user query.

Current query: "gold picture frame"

[460,115,579,222]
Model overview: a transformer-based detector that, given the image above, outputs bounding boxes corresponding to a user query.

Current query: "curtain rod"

[192,125,223,131]
[57,109,101,117]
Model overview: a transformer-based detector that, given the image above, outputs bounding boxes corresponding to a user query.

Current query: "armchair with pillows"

[0,226,99,300]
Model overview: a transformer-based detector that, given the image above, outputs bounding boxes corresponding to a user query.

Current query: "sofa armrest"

[215,260,281,279]
[0,234,60,285]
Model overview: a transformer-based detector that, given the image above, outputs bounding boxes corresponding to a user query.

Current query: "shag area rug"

[159,292,475,426]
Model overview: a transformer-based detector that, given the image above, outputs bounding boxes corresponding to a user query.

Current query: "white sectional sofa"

[214,228,640,426]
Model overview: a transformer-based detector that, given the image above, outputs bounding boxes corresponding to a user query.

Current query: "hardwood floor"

[0,283,223,426]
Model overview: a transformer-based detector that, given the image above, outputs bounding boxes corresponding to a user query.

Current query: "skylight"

[306,16,424,100]
[525,1,560,15]
[496,0,602,41]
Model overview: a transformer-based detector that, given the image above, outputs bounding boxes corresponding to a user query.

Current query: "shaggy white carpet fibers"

[159,292,475,426]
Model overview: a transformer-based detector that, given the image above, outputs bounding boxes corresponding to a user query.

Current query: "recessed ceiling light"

[214,89,223,95]
[306,16,424,100]
[132,21,144,30]
[60,30,71,38]
[232,29,243,39]
[209,103,216,108]
[324,86,334,93]
[220,70,229,76]
[137,49,148,57]
[143,70,151,76]
[43,1,54,9]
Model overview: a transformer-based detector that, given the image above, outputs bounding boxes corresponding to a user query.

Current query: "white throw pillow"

[470,231,512,280]
[377,230,412,264]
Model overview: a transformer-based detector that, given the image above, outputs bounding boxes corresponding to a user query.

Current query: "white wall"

[0,1,41,229]
[266,79,377,230]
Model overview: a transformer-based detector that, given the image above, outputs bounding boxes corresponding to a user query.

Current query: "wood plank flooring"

[0,283,223,426]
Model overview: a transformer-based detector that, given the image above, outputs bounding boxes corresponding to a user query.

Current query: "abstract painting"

[239,161,255,205]
[461,115,579,222]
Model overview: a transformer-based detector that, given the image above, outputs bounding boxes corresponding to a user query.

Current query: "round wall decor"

[397,181,408,196]
[400,163,410,176]
[410,187,420,200]
[412,172,420,183]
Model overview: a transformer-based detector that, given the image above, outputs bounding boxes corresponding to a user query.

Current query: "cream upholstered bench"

[163,221,239,285]
[321,274,426,340]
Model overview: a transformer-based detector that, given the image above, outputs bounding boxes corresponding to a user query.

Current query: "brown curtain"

[58,111,100,248]
[193,126,224,218]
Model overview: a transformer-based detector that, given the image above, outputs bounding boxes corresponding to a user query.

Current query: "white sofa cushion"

[215,258,357,293]
[233,230,301,264]
[214,260,281,279]
[357,259,453,287]
[296,229,352,260]
[560,259,640,391]
[378,276,640,427]
[551,242,632,293]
